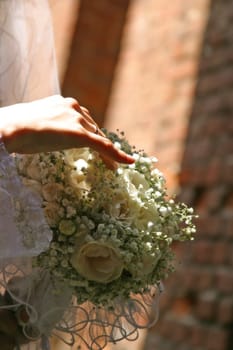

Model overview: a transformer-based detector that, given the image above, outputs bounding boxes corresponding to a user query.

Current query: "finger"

[99,155,118,170]
[80,106,99,126]
[80,132,135,165]
[76,115,99,134]
[64,97,82,112]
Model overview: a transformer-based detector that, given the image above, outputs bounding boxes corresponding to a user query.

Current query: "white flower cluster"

[16,131,196,307]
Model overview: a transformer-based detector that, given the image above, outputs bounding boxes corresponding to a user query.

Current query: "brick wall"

[105,0,210,192]
[142,0,233,349]
[52,0,233,349]
[49,0,80,83]
[61,0,130,126]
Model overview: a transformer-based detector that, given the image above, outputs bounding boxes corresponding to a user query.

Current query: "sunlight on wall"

[106,0,211,194]
[49,0,80,83]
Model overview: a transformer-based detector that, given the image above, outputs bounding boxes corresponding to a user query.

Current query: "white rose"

[42,183,63,202]
[103,189,130,218]
[123,169,149,193]
[25,155,42,181]
[70,242,123,283]
[64,148,90,165]
[134,202,159,229]
[68,170,89,192]
[16,155,32,176]
[129,252,161,278]
[140,253,161,276]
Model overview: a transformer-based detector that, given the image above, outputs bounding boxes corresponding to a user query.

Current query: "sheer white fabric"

[0,140,52,261]
[0,0,59,106]
[0,1,63,348]
[0,0,58,258]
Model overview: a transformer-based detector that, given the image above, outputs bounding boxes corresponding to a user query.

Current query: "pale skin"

[0,94,135,349]
[0,95,134,168]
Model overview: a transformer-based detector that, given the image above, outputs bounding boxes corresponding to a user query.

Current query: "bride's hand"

[0,95,134,169]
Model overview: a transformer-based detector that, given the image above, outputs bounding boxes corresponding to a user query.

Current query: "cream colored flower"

[129,252,161,278]
[140,253,161,276]
[44,202,61,227]
[64,148,90,166]
[42,183,63,202]
[134,202,159,229]
[102,189,130,218]
[70,242,123,283]
[123,169,149,193]
[26,158,41,181]
[68,170,89,192]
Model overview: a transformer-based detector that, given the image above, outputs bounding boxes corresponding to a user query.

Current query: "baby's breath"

[16,131,196,308]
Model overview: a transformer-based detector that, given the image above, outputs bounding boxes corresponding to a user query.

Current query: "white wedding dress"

[0,1,72,349]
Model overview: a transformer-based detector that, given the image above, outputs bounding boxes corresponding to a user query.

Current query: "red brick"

[203,159,221,185]
[225,216,233,239]
[217,297,233,325]
[190,324,208,348]
[195,291,217,321]
[222,160,233,184]
[197,215,221,238]
[216,268,233,294]
[169,321,190,343]
[206,327,229,350]
[195,186,228,213]
[200,47,233,71]
[197,268,215,291]
[192,240,214,264]
[194,90,233,115]
[211,241,230,265]
[197,67,233,95]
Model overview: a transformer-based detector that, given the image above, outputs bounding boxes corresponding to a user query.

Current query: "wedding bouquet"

[15,130,196,349]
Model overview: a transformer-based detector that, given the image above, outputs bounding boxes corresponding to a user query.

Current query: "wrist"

[0,105,23,153]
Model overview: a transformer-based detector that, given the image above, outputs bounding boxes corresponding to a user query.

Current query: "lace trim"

[0,139,52,258]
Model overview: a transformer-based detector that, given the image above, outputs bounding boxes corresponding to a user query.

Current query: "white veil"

[0,0,59,106]
[0,1,71,349]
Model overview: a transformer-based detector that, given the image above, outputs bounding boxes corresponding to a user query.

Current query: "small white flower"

[159,206,168,215]
[74,159,88,171]
[114,141,121,149]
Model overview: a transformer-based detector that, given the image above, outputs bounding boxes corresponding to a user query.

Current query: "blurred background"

[49,0,233,349]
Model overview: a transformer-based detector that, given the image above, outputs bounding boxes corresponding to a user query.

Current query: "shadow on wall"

[145,0,233,349]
